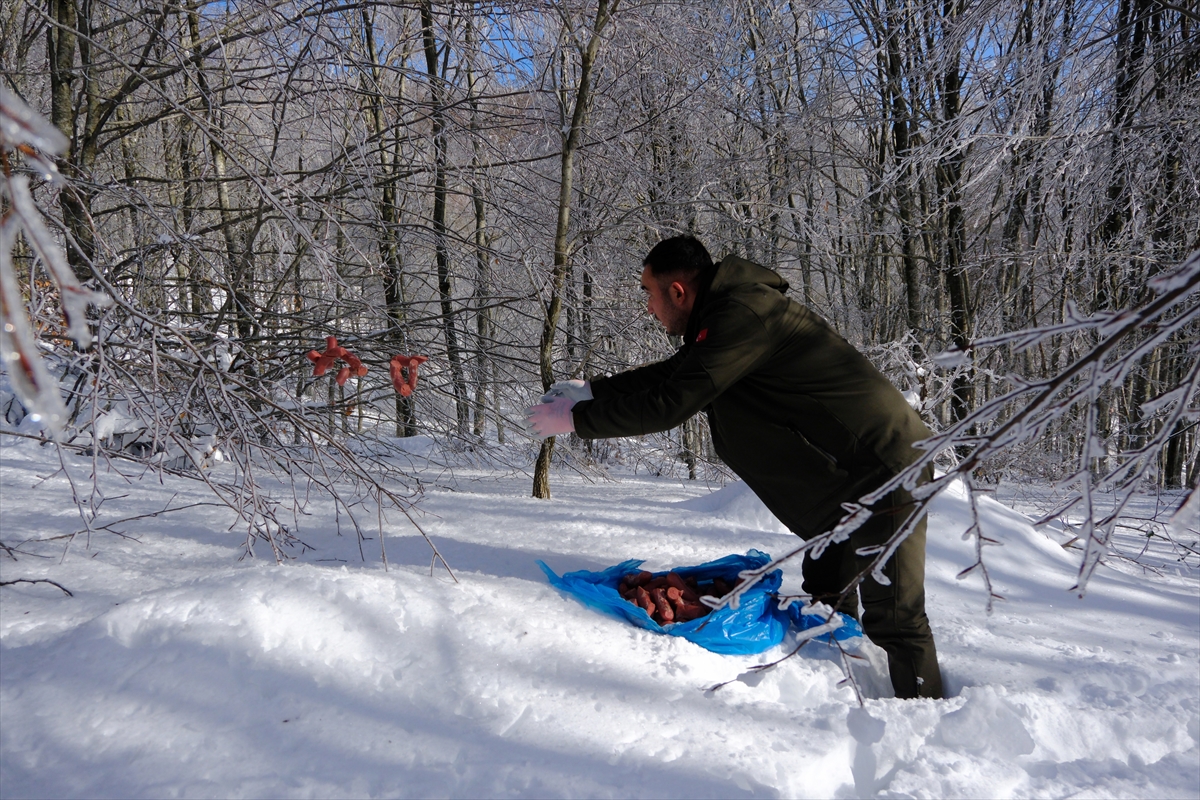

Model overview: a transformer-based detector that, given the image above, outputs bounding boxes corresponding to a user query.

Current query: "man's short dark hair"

[644,235,713,282]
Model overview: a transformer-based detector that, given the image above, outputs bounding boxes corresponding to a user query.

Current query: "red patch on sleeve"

[695,328,709,343]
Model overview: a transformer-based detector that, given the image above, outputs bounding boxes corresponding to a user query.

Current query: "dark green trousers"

[801,476,944,700]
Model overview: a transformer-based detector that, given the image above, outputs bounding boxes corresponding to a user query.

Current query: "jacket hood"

[686,255,789,340]
[709,255,790,297]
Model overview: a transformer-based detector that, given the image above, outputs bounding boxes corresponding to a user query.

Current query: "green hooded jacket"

[571,255,932,538]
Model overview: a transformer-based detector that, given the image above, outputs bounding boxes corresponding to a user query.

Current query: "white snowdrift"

[677,480,791,534]
[1,440,1197,799]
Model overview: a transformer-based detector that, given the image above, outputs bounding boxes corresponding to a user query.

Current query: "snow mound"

[676,481,790,533]
[2,440,1198,799]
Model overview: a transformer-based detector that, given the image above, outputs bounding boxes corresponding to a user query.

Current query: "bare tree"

[1,0,1194,575]
[532,0,619,499]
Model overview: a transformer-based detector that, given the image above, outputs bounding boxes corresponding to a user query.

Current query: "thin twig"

[0,578,74,596]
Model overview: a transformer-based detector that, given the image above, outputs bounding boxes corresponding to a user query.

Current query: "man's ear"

[668,281,688,305]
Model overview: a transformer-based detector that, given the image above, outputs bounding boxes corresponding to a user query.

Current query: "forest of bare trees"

[1,1,1196,554]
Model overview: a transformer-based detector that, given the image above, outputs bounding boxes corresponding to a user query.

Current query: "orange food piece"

[307,336,367,385]
[635,586,653,615]
[631,571,653,586]
[675,576,701,602]
[389,354,429,396]
[675,601,709,622]
[650,588,674,623]
[617,569,718,625]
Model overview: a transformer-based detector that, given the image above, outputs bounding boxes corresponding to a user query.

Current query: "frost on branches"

[909,251,1200,597]
[713,252,1198,619]
[0,88,110,437]
[0,91,450,574]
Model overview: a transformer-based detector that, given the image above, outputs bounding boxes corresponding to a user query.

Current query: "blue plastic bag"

[789,601,863,642]
[537,550,860,655]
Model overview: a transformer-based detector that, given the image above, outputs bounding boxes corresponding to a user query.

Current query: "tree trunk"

[466,13,493,439]
[48,0,95,281]
[884,0,922,344]
[359,7,416,437]
[938,0,974,422]
[533,0,618,499]
[421,1,469,436]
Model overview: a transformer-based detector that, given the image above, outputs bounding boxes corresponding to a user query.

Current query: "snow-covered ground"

[1,436,1197,799]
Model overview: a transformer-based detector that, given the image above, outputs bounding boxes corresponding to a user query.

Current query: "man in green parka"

[525,235,943,699]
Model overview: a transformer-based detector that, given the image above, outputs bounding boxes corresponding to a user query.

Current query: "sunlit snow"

[1,437,1197,799]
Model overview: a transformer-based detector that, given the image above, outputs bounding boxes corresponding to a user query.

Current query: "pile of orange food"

[617,570,732,625]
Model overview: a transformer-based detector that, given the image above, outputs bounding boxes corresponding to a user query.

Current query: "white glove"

[524,395,576,439]
[541,379,593,404]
